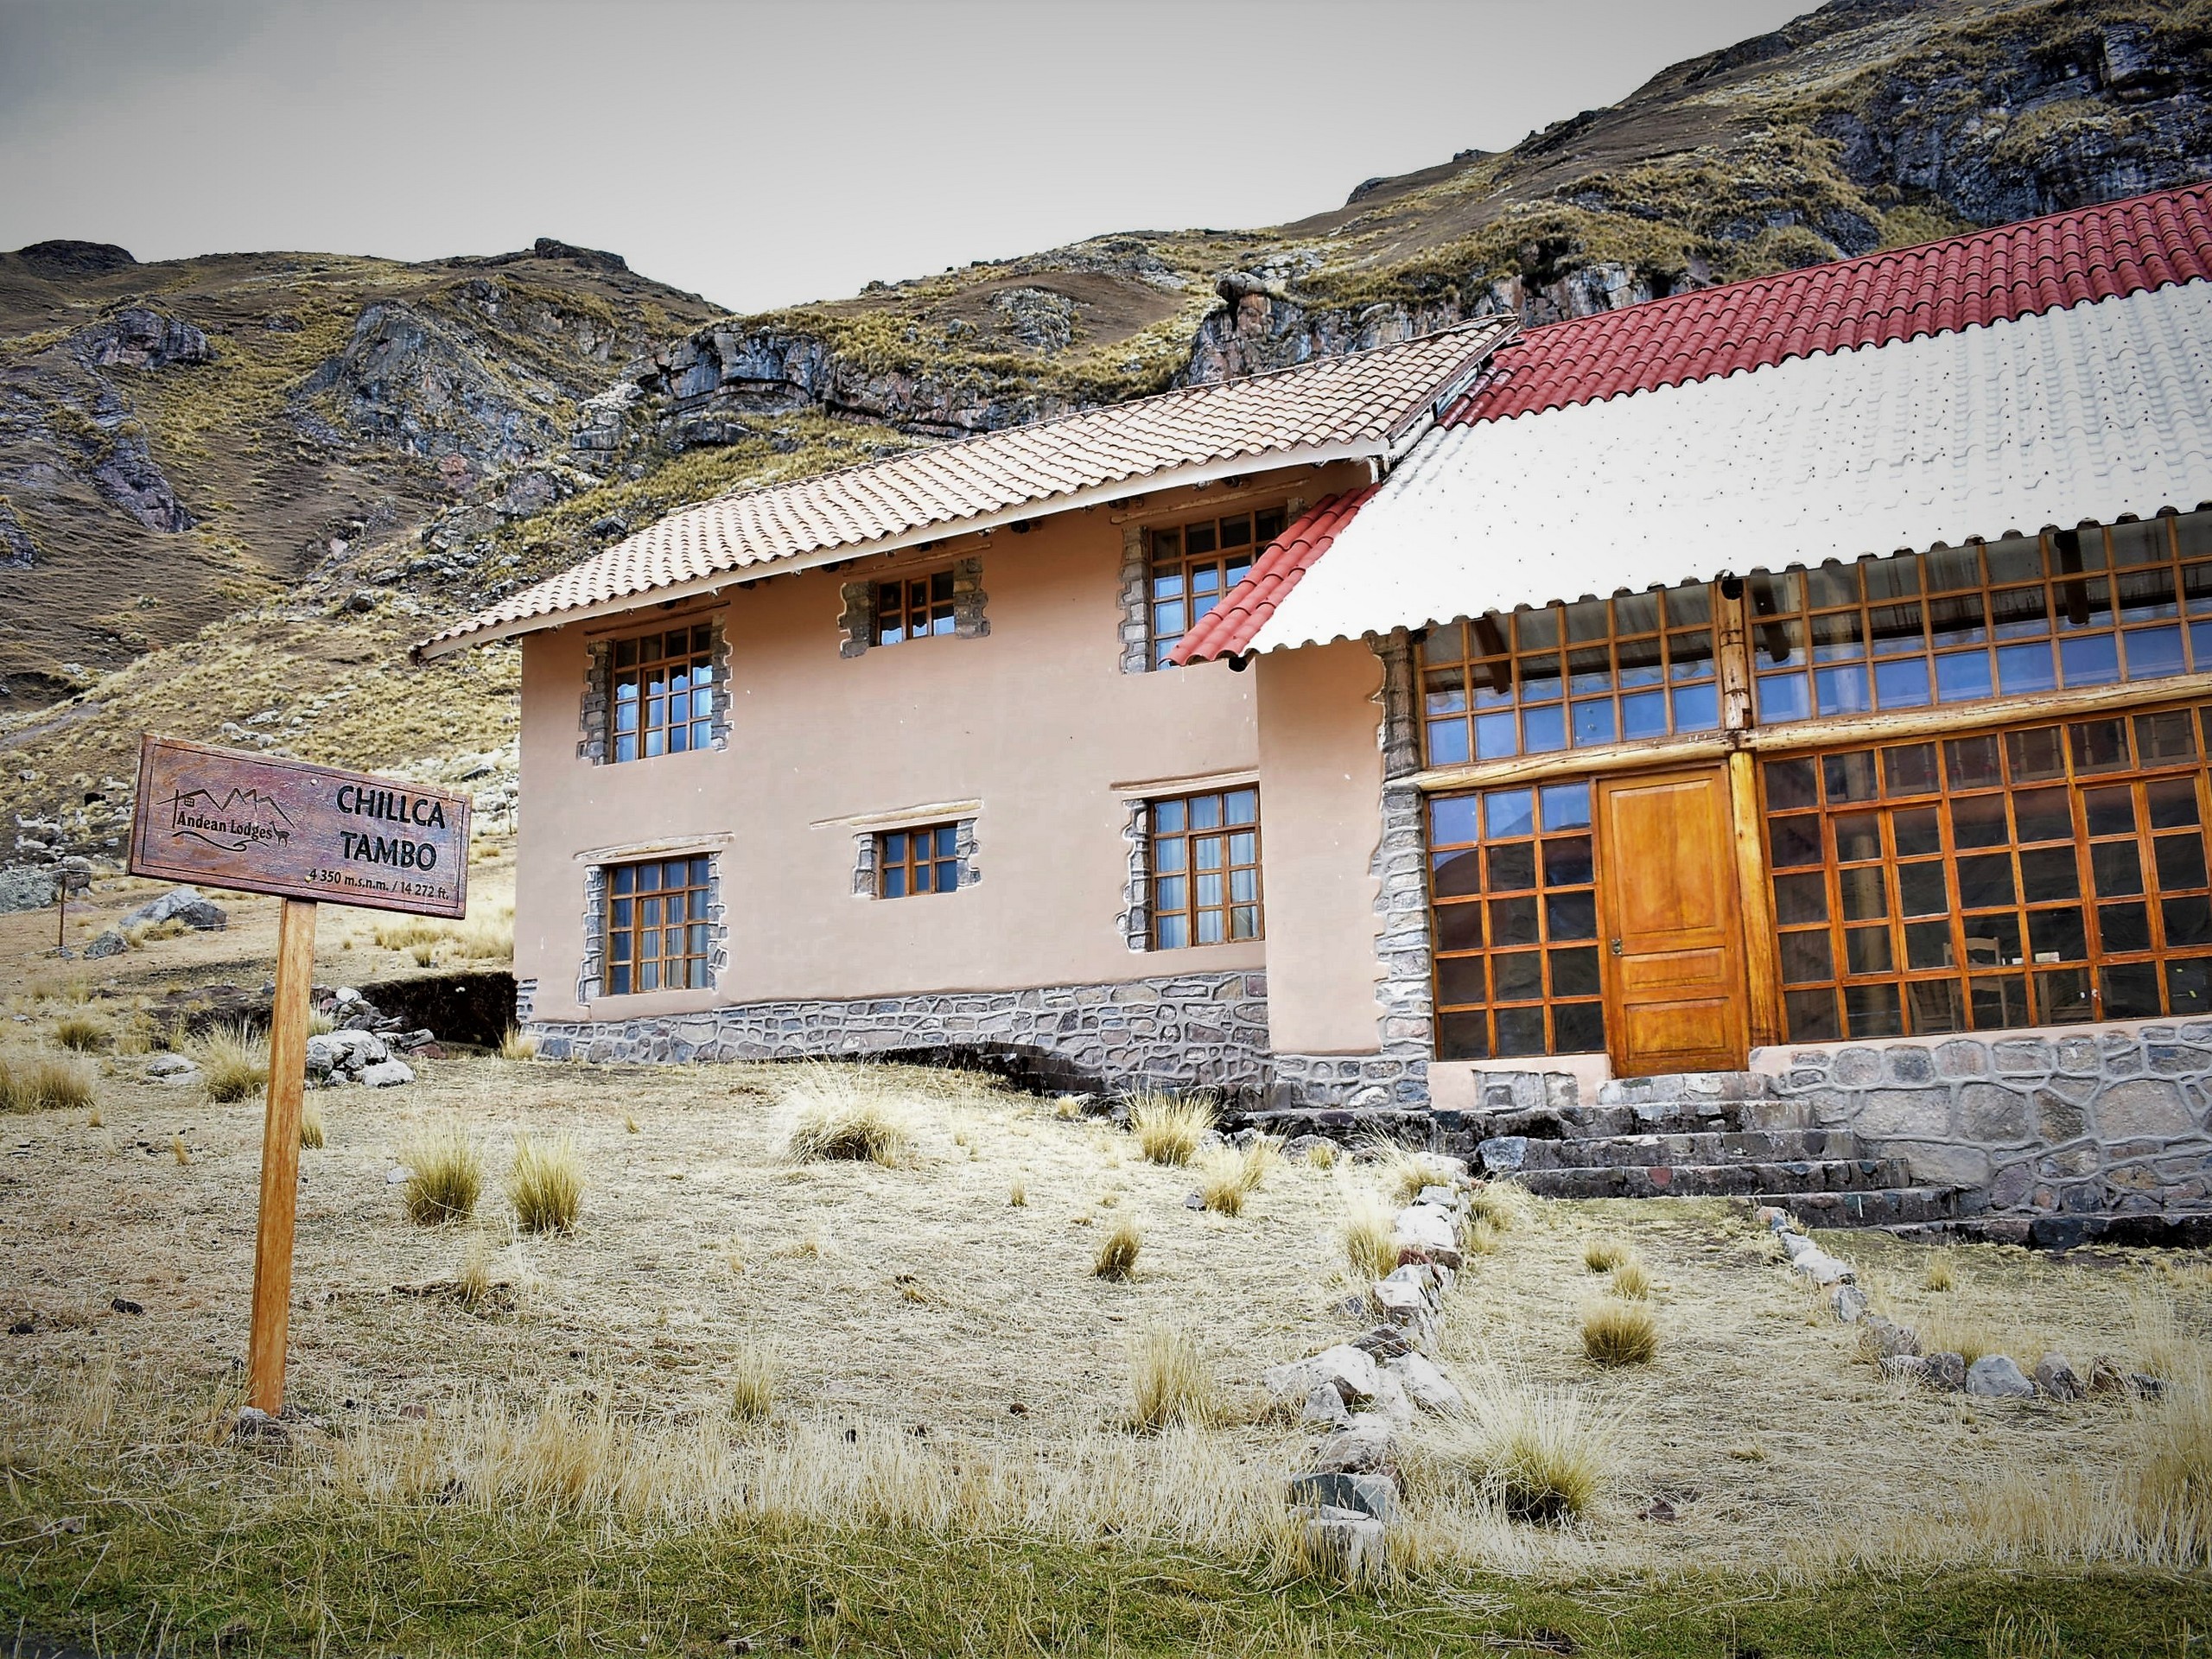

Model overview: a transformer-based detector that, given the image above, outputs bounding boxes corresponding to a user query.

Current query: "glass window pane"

[1773,872,1828,925]
[2027,908,2086,963]
[1846,926,1894,974]
[1431,795,1478,845]
[2018,847,2082,901]
[2100,902,2152,953]
[1437,956,1485,1006]
[2092,842,2144,897]
[1893,806,1942,858]
[1494,952,1542,1001]
[2158,834,2209,892]
[1540,784,1592,830]
[1486,842,1536,891]
[1838,867,1888,921]
[1546,892,1598,941]
[1765,758,1820,811]
[2013,789,2073,842]
[2103,961,2162,1019]
[1490,896,1541,947]
[1780,932,1834,985]
[1786,988,1841,1041]
[1908,979,1967,1034]
[1845,983,1904,1038]
[1438,1011,1490,1060]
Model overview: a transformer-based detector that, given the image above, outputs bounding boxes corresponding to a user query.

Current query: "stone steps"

[1762,1185,1961,1230]
[1518,1156,1918,1202]
[1510,1127,1857,1170]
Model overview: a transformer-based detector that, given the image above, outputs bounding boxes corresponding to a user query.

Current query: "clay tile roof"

[1450,181,2212,426]
[1168,486,1379,665]
[416,317,1514,656]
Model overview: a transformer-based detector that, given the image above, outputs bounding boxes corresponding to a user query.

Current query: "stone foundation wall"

[1770,1027,2212,1216]
[1269,1053,1428,1110]
[531,970,1272,1097]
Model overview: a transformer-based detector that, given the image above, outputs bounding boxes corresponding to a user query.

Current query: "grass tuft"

[784,1065,914,1166]
[51,1013,106,1052]
[1609,1255,1653,1301]
[510,1133,584,1233]
[1196,1155,1246,1217]
[1405,1380,1613,1523]
[730,1342,779,1422]
[1339,1189,1400,1282]
[1582,1298,1658,1366]
[455,1230,495,1310]
[1305,1139,1338,1172]
[1128,1091,1212,1166]
[170,1133,190,1166]
[0,1052,96,1113]
[1583,1236,1629,1273]
[1467,1180,1533,1232]
[404,1121,484,1225]
[1129,1327,1220,1430]
[1923,1253,1958,1293]
[1008,1179,1027,1207]
[499,1025,540,1062]
[1236,1134,1282,1192]
[1362,1137,1448,1205]
[189,1022,268,1103]
[299,1096,326,1149]
[1094,1216,1141,1281]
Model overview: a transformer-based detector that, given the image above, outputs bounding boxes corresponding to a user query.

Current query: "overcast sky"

[0,0,1814,315]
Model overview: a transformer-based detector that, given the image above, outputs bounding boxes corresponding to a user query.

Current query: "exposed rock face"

[0,498,36,567]
[11,240,136,275]
[71,308,215,372]
[1816,17,2212,227]
[297,302,564,480]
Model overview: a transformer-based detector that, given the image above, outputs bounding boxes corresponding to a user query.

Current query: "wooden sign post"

[127,736,471,1415]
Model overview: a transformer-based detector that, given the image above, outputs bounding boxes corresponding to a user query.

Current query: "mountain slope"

[2,0,2208,875]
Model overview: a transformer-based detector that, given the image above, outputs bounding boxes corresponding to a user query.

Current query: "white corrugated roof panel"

[1249,278,2212,652]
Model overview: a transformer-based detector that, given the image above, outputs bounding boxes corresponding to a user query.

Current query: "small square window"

[875,569,958,645]
[605,622,715,762]
[1149,789,1262,946]
[878,823,963,898]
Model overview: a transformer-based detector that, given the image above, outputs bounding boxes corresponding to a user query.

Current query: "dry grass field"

[6,873,2212,1652]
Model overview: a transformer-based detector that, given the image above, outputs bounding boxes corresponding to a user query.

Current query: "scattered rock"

[1351,1325,1415,1360]
[83,930,125,959]
[1386,1352,1464,1413]
[1830,1284,1869,1323]
[1300,1383,1351,1427]
[1366,1368,1415,1427]
[2033,1353,2087,1401]
[109,1297,143,1315]
[1183,1192,1205,1210]
[1753,1205,1792,1231]
[1393,1204,1458,1255]
[1966,1355,2037,1399]
[119,886,226,931]
[1311,1419,1395,1475]
[2130,1372,2169,1400]
[145,1053,199,1081]
[1373,1276,1433,1323]
[1879,1353,1931,1382]
[1862,1314,1920,1358]
[1303,1508,1388,1579]
[386,1166,414,1185]
[1923,1351,1967,1392]
[1414,1184,1462,1210]
[1281,1134,1336,1162]
[7,1319,33,1336]
[1637,1497,1679,1522]
[1262,1344,1381,1406]
[1288,1471,1398,1524]
[232,1406,288,1444]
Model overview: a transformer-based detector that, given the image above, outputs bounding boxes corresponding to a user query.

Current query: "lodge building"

[422,184,2212,1223]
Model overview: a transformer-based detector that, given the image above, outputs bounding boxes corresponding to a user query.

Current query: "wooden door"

[1596,766,1749,1076]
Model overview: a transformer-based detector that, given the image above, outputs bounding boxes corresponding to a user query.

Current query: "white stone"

[1372,1278,1429,1319]
[1779,1230,1820,1260]
[1365,1368,1415,1427]
[1966,1355,2037,1399]
[1300,1383,1351,1427]
[1789,1249,1855,1286]
[1831,1284,1869,1323]
[1262,1344,1380,1405]
[307,1029,391,1075]
[1393,1204,1458,1254]
[145,1053,198,1079]
[335,987,363,1005]
[1303,1511,1388,1580]
[356,1059,414,1089]
[1312,1417,1395,1474]
[1414,1184,1462,1210]
[1386,1352,1464,1413]
[386,1166,414,1185]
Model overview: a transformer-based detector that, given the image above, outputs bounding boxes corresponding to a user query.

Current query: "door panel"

[1598,766,1749,1076]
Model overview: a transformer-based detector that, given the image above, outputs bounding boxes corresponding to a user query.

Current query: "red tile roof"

[1178,182,2212,663]
[416,319,1512,656]
[1452,181,2212,425]
[1168,487,1377,666]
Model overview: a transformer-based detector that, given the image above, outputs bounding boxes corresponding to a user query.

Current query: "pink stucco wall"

[514,466,1370,1024]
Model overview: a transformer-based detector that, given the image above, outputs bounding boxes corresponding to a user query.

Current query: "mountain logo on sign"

[164,785,296,852]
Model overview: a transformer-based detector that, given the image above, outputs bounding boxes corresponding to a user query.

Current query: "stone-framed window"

[578,615,730,764]
[579,853,727,1001]
[839,556,988,658]
[853,817,979,896]
[1141,786,1262,949]
[1119,497,1302,672]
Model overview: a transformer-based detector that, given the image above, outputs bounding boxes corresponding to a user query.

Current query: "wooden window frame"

[1148,505,1287,668]
[1746,513,2212,727]
[1427,779,1605,1059]
[874,568,958,646]
[1416,582,1721,768]
[877,823,963,898]
[1149,786,1262,949]
[605,855,714,995]
[609,622,715,763]
[1760,702,2212,1042]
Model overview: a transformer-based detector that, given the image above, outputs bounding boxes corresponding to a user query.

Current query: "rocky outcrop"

[1815,16,2212,226]
[70,308,215,372]
[296,301,564,481]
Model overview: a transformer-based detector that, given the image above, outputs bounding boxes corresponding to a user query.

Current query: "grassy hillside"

[2,0,2206,874]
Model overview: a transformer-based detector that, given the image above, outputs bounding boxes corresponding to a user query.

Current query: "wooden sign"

[128,735,470,918]
[124,736,476,1420]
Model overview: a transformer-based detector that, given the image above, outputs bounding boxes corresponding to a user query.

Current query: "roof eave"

[412,439,1395,660]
